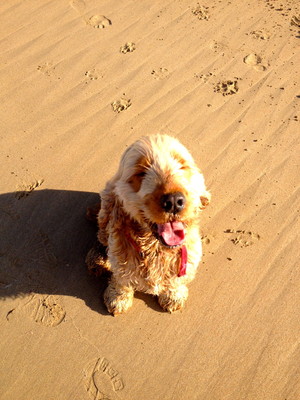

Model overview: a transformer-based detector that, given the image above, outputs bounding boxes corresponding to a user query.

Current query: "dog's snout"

[161,192,186,214]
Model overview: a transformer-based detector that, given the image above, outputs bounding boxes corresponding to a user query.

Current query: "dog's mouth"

[156,221,185,248]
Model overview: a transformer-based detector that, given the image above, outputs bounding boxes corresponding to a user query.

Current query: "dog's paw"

[104,284,134,316]
[158,285,189,313]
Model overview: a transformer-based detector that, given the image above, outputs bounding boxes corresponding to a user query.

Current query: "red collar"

[125,231,187,277]
[178,245,187,277]
[125,231,141,254]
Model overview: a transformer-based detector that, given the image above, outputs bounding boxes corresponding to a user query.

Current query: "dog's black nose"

[160,192,186,214]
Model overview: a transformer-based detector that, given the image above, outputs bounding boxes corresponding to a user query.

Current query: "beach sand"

[0,0,299,399]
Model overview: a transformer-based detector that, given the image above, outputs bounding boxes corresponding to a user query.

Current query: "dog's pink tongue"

[157,221,185,246]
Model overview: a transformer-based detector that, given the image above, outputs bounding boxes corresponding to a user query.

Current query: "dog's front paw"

[158,285,189,313]
[104,283,134,316]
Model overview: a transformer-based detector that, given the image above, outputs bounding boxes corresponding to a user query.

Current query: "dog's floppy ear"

[200,190,211,209]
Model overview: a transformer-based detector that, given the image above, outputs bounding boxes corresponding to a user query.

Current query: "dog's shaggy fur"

[86,134,210,314]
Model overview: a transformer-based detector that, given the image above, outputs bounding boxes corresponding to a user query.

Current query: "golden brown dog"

[87,134,210,314]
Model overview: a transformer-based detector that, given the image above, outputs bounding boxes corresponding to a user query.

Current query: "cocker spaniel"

[86,134,210,314]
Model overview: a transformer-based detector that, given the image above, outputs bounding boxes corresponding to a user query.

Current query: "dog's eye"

[135,171,146,178]
[128,171,146,192]
[180,165,189,171]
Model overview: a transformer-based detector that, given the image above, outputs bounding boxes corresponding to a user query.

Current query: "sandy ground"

[0,0,299,399]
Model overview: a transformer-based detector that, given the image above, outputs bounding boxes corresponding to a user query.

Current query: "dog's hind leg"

[85,241,110,276]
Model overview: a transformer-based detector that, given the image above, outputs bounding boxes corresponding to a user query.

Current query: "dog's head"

[113,134,210,248]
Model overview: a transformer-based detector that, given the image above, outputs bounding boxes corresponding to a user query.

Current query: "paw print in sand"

[111,97,132,113]
[120,42,136,54]
[214,80,239,96]
[224,229,260,248]
[192,4,210,20]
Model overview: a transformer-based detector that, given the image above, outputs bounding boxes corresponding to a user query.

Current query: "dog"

[86,134,210,315]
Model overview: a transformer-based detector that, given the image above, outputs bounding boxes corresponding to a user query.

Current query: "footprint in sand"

[290,15,300,37]
[214,80,239,96]
[84,358,124,400]
[250,30,271,40]
[192,4,210,20]
[120,42,136,54]
[8,294,65,327]
[86,15,112,29]
[15,179,44,200]
[69,0,111,29]
[111,98,131,113]
[224,229,260,248]
[151,68,170,80]
[291,15,300,28]
[28,295,66,327]
[243,53,267,71]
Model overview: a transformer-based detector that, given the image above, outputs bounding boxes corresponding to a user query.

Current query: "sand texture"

[0,0,299,399]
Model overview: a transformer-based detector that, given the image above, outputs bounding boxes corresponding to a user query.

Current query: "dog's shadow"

[0,189,162,315]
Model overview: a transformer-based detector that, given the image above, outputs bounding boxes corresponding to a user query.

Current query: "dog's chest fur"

[108,215,185,294]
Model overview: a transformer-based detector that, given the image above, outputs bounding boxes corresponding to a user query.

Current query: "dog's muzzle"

[155,192,186,248]
[160,192,186,215]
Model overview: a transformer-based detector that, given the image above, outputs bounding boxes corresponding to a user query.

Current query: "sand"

[0,0,299,399]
